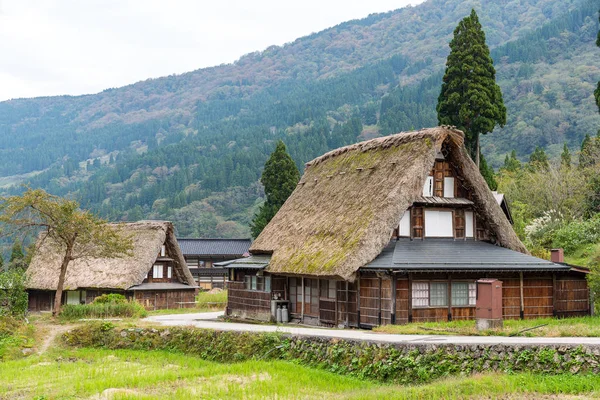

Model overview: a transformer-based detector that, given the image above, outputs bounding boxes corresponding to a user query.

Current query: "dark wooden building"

[27,221,198,312]
[223,127,590,326]
[178,239,251,290]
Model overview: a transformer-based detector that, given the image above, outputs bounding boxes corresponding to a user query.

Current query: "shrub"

[552,214,600,254]
[60,300,147,320]
[92,293,127,304]
[0,268,28,318]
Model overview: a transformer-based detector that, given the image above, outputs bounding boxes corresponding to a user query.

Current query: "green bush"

[552,214,600,254]
[0,268,28,318]
[92,293,127,304]
[60,300,147,320]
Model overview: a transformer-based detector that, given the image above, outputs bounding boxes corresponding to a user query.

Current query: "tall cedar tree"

[0,189,134,315]
[437,9,506,167]
[479,153,497,190]
[9,241,25,270]
[595,11,600,113]
[561,144,571,168]
[251,141,300,238]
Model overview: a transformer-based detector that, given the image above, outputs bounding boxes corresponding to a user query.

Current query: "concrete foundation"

[476,318,503,331]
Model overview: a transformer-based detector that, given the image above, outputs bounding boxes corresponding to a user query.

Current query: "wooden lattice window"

[455,209,465,238]
[412,207,423,238]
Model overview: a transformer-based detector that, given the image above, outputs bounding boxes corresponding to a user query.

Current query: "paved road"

[144,312,600,346]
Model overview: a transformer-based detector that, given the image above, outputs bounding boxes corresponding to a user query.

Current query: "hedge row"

[63,324,600,384]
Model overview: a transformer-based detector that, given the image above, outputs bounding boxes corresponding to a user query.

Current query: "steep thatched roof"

[26,220,196,290]
[250,126,527,281]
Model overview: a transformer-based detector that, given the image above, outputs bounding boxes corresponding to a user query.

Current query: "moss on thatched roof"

[250,127,527,281]
[26,220,196,290]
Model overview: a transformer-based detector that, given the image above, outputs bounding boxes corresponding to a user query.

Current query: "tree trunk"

[52,245,73,317]
[475,133,480,168]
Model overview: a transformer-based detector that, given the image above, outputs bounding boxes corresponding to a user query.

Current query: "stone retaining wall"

[63,323,600,384]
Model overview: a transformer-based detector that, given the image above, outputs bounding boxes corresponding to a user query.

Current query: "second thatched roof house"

[223,127,589,326]
[27,220,198,311]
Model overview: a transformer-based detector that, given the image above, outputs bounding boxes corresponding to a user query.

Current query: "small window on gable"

[399,210,410,237]
[465,211,474,238]
[443,177,455,198]
[152,264,163,279]
[422,176,434,197]
[167,266,172,279]
[160,245,166,257]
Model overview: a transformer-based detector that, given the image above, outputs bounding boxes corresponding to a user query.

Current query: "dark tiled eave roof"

[361,238,578,273]
[177,238,251,257]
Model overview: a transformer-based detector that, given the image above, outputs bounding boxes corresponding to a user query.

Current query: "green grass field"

[374,316,600,337]
[1,347,600,399]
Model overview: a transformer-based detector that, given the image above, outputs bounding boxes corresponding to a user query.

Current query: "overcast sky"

[0,0,426,101]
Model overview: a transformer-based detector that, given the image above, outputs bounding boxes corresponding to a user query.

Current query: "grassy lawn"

[1,347,600,399]
[374,316,600,337]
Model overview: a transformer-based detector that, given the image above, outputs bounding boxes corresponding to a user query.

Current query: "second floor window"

[422,176,434,197]
[153,264,163,279]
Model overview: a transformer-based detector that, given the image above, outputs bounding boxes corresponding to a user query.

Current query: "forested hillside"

[0,0,598,237]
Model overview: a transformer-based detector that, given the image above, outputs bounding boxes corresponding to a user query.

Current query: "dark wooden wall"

[227,281,271,320]
[555,275,589,317]
[358,274,392,327]
[133,289,196,310]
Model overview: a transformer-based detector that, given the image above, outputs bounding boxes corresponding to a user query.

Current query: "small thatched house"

[223,127,590,326]
[27,221,198,311]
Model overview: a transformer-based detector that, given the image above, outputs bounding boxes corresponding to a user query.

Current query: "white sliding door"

[424,210,453,237]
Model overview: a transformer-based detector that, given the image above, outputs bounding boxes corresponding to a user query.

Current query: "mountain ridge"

[0,0,598,238]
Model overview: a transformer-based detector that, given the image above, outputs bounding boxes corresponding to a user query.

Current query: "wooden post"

[334,281,339,326]
[408,273,413,323]
[519,272,525,320]
[391,274,397,325]
[447,275,452,322]
[345,281,349,327]
[378,276,382,326]
[301,277,305,322]
[552,273,557,317]
[357,276,361,327]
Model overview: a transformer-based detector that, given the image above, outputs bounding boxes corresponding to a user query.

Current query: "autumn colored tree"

[251,141,300,238]
[0,189,133,315]
[437,9,506,167]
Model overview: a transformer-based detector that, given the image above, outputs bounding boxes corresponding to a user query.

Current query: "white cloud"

[0,0,425,101]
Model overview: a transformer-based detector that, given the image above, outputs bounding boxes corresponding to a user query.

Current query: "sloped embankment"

[63,323,600,384]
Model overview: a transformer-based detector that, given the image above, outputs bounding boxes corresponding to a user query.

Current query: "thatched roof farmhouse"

[27,221,197,311]
[224,127,590,326]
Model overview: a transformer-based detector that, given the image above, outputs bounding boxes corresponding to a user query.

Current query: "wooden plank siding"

[555,277,590,317]
[395,278,410,324]
[227,281,271,320]
[358,275,393,326]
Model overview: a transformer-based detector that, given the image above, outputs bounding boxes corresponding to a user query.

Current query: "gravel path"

[144,312,600,346]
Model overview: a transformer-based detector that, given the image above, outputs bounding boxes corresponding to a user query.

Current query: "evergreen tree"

[437,9,506,166]
[0,253,4,272]
[580,133,595,168]
[595,12,600,113]
[502,150,521,172]
[250,141,300,238]
[529,146,549,171]
[479,153,497,190]
[561,144,571,168]
[9,241,24,265]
